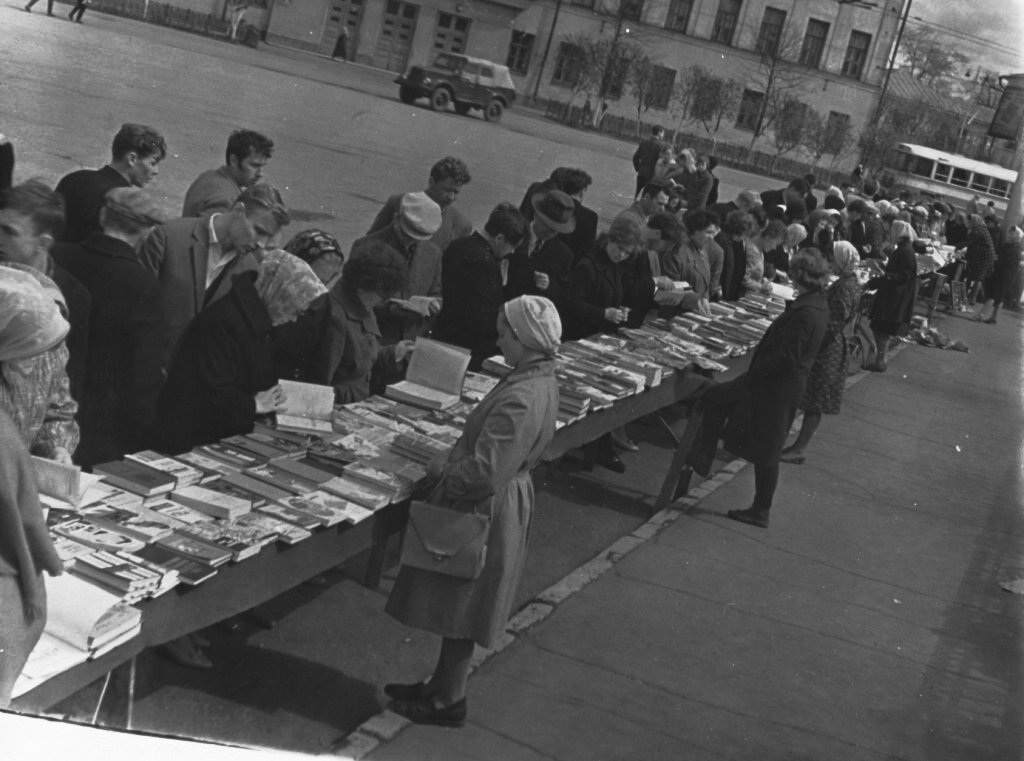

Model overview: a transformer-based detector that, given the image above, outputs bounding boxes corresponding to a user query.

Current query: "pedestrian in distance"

[24,0,55,16]
[972,225,1023,325]
[68,0,88,23]
[385,295,562,728]
[864,220,917,373]
[632,125,665,199]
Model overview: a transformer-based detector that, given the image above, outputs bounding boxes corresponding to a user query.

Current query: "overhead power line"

[905,15,1020,58]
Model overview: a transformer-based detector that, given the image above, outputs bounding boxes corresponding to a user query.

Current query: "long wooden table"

[11,361,747,714]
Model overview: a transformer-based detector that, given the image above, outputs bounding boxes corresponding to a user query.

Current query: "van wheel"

[430,88,452,111]
[484,98,504,122]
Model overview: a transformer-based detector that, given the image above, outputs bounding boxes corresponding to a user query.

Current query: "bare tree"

[898,25,970,92]
[629,55,658,131]
[740,16,816,151]
[768,95,810,171]
[804,109,857,170]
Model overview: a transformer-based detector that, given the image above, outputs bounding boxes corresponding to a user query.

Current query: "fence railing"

[81,0,259,46]
[542,100,851,189]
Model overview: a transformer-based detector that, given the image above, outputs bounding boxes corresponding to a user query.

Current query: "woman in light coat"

[385,295,561,727]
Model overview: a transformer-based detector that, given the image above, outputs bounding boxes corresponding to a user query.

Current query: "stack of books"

[93,458,178,498]
[126,450,205,488]
[70,550,163,602]
[170,484,253,520]
[391,430,453,466]
[277,491,375,526]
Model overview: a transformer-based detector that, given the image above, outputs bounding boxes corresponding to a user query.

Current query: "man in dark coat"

[847,198,885,260]
[433,204,528,369]
[352,191,443,344]
[138,184,290,374]
[504,189,576,311]
[50,188,167,467]
[367,156,473,254]
[760,177,808,216]
[55,123,166,243]
[632,125,665,198]
[560,168,598,262]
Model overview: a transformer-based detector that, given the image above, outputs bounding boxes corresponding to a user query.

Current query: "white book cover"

[276,379,334,432]
[386,338,470,410]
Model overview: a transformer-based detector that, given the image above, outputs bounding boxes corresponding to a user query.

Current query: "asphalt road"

[2,3,771,249]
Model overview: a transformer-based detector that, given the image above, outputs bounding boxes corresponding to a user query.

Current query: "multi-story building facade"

[265,0,907,159]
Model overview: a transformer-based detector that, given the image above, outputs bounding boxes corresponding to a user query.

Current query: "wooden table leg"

[654,400,705,515]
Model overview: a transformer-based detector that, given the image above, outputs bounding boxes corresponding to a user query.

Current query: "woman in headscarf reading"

[0,268,66,707]
[384,295,561,728]
[781,242,863,463]
[151,250,327,454]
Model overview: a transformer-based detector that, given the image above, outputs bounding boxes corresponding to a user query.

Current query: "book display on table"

[385,338,471,411]
[221,434,295,463]
[155,532,234,567]
[243,430,308,460]
[177,449,242,480]
[275,379,335,434]
[198,441,267,470]
[78,503,177,544]
[126,450,204,488]
[48,509,147,555]
[269,455,339,485]
[134,543,219,586]
[31,456,107,510]
[220,470,294,503]
[93,458,177,497]
[278,491,375,526]
[173,520,267,562]
[12,573,142,698]
[202,477,268,508]
[244,463,320,496]
[257,502,324,532]
[69,550,163,602]
[169,484,252,520]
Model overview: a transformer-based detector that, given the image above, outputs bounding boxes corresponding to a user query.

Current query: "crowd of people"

[0,120,1021,722]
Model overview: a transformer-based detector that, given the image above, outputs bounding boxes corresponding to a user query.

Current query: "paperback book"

[385,338,471,411]
[275,379,335,434]
[93,458,177,497]
[169,484,252,520]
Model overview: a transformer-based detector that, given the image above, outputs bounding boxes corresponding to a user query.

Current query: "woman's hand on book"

[255,385,288,414]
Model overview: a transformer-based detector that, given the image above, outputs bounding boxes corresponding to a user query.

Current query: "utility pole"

[532,0,564,102]
[996,74,1024,234]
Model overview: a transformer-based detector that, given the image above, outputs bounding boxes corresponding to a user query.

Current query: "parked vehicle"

[887,143,1015,214]
[395,53,517,122]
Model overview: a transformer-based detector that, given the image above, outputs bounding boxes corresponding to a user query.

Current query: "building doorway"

[373,0,419,72]
[321,0,364,59]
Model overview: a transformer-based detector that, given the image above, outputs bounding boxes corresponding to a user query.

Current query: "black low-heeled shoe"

[389,696,467,728]
[384,682,429,701]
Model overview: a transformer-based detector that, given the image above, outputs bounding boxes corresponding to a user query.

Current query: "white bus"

[886,143,1016,213]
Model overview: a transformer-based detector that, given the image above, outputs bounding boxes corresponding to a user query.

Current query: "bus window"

[991,179,1011,198]
[969,174,991,192]
[934,164,952,183]
[910,156,934,177]
[951,168,970,188]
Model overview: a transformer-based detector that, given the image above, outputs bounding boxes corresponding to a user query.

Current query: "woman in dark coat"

[865,221,917,373]
[385,295,561,727]
[781,242,862,463]
[972,225,1023,324]
[685,249,831,528]
[151,251,327,454]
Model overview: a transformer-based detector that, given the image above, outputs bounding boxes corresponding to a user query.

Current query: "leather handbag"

[400,500,490,580]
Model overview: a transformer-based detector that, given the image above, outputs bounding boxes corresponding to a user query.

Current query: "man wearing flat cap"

[504,188,576,309]
[51,187,168,466]
[847,198,885,261]
[350,191,443,344]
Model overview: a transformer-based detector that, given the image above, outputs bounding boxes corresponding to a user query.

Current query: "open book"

[31,456,106,509]
[387,295,437,318]
[12,573,142,697]
[385,338,471,411]
[275,379,335,434]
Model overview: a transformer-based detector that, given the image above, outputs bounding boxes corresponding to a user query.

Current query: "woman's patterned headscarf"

[254,250,328,326]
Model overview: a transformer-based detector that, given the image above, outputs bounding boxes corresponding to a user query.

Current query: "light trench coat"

[386,356,558,647]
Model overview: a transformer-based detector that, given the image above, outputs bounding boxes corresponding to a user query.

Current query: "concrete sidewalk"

[347,310,1024,761]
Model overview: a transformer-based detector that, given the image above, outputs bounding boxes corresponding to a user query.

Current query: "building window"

[735,89,764,131]
[649,66,676,110]
[665,0,693,32]
[552,42,584,87]
[841,30,871,79]
[711,0,742,45]
[619,0,643,22]
[799,19,829,68]
[605,54,631,99]
[507,31,534,75]
[567,0,594,7]
[434,13,470,53]
[756,7,786,56]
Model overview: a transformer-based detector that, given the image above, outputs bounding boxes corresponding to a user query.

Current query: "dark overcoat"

[868,238,917,335]
[150,272,275,454]
[51,233,165,466]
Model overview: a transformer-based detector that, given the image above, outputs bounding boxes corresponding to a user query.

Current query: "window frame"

[664,0,693,33]
[799,18,830,69]
[506,30,534,75]
[710,0,742,46]
[841,30,871,79]
[756,7,787,56]
[735,88,764,131]
[551,42,584,87]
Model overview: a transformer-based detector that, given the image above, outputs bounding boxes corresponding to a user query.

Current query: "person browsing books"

[150,250,327,454]
[432,203,529,370]
[0,269,67,707]
[310,241,414,403]
[385,295,561,728]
